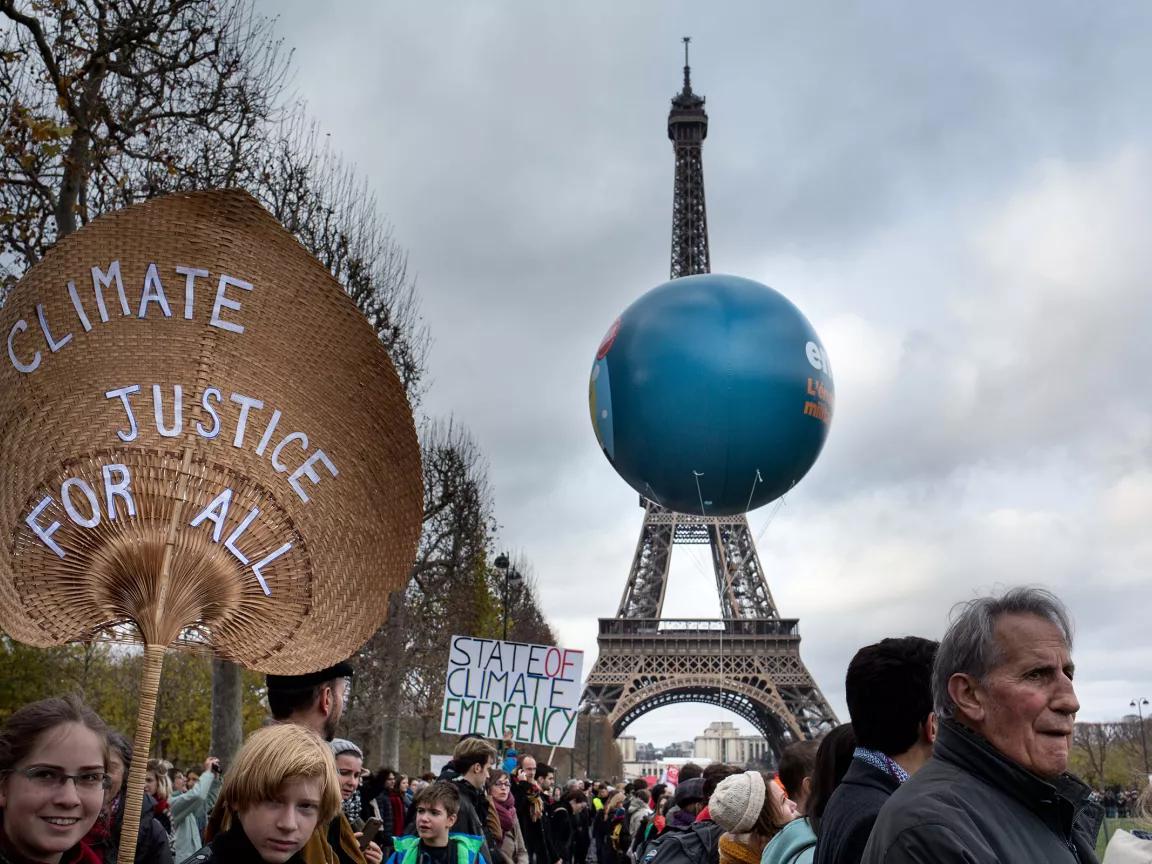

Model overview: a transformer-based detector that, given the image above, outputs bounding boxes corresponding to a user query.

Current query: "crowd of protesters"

[1,587,1149,863]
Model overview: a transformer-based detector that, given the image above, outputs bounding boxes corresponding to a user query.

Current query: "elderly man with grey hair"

[861,586,1103,864]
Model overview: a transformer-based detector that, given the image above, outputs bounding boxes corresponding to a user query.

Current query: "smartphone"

[359,817,384,851]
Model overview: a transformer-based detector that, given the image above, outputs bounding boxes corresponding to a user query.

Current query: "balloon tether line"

[693,471,707,518]
[744,469,763,515]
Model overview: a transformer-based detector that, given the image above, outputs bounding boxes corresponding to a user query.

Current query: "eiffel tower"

[582,39,837,761]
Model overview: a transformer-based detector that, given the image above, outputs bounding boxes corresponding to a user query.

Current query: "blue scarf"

[852,747,910,784]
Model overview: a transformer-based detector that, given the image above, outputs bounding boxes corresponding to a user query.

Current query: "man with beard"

[264,660,382,864]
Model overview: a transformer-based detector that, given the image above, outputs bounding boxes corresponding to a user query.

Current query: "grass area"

[1096,818,1149,859]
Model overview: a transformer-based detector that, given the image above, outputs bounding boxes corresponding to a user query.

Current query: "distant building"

[617,735,637,762]
[637,741,658,762]
[693,721,770,767]
[663,740,694,758]
[622,759,660,780]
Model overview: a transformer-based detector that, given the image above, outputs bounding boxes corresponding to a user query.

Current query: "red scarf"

[388,792,405,836]
[0,821,102,864]
[492,793,517,838]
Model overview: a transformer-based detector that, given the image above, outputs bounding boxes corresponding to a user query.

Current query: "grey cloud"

[260,0,1152,741]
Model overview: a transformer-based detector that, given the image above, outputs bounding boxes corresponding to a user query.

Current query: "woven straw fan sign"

[0,190,422,864]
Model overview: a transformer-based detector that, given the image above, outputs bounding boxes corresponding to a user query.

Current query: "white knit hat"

[709,771,765,834]
[329,738,363,759]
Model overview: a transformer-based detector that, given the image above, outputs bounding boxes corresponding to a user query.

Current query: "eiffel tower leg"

[710,516,779,619]
[614,500,675,619]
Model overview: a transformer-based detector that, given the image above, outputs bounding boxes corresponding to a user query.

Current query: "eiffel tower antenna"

[581,42,837,761]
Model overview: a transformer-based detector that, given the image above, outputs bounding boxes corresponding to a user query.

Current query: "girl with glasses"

[0,695,109,864]
[484,771,526,864]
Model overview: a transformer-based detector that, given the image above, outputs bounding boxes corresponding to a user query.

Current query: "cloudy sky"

[261,1,1152,745]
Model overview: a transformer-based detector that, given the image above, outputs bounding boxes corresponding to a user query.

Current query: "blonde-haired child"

[182,724,340,864]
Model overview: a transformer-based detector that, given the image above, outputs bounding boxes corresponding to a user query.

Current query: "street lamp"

[584,702,594,779]
[1131,698,1150,777]
[494,552,521,641]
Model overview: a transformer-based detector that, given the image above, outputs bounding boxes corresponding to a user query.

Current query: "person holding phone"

[171,756,221,863]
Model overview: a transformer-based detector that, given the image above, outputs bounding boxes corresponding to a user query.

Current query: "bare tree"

[345,418,496,766]
[0,0,288,274]
[246,116,429,402]
[1074,722,1118,788]
[1,1,430,402]
[2,0,432,768]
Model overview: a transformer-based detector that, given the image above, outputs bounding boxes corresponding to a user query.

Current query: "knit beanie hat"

[672,777,706,807]
[329,738,363,759]
[709,771,765,834]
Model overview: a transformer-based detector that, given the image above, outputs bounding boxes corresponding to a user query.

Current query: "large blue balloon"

[589,274,834,516]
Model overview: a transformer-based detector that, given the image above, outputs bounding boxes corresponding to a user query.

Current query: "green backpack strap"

[391,835,422,864]
[449,833,486,864]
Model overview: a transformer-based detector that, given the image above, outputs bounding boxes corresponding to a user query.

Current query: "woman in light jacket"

[487,770,528,864]
[171,757,222,863]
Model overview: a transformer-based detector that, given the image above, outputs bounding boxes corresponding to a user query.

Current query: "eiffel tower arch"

[582,42,836,761]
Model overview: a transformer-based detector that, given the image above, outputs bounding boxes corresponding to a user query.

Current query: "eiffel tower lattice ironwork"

[581,39,837,760]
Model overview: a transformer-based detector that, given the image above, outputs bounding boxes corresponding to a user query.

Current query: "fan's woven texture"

[0,190,422,673]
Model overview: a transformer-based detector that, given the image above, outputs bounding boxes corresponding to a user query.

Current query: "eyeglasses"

[5,767,110,792]
[492,780,511,788]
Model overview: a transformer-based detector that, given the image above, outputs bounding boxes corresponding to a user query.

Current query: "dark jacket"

[572,804,591,864]
[548,802,576,864]
[205,801,364,864]
[813,758,899,864]
[372,790,394,841]
[861,720,1102,864]
[178,819,304,864]
[136,797,175,864]
[87,793,174,864]
[513,780,556,864]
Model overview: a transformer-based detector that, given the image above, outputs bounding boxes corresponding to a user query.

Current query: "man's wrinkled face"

[520,758,536,782]
[965,613,1079,779]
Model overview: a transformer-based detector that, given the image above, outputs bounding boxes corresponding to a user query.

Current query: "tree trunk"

[210,658,244,766]
[377,590,405,769]
[382,714,400,770]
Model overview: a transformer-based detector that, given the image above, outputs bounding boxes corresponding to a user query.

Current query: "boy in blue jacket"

[388,782,485,864]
